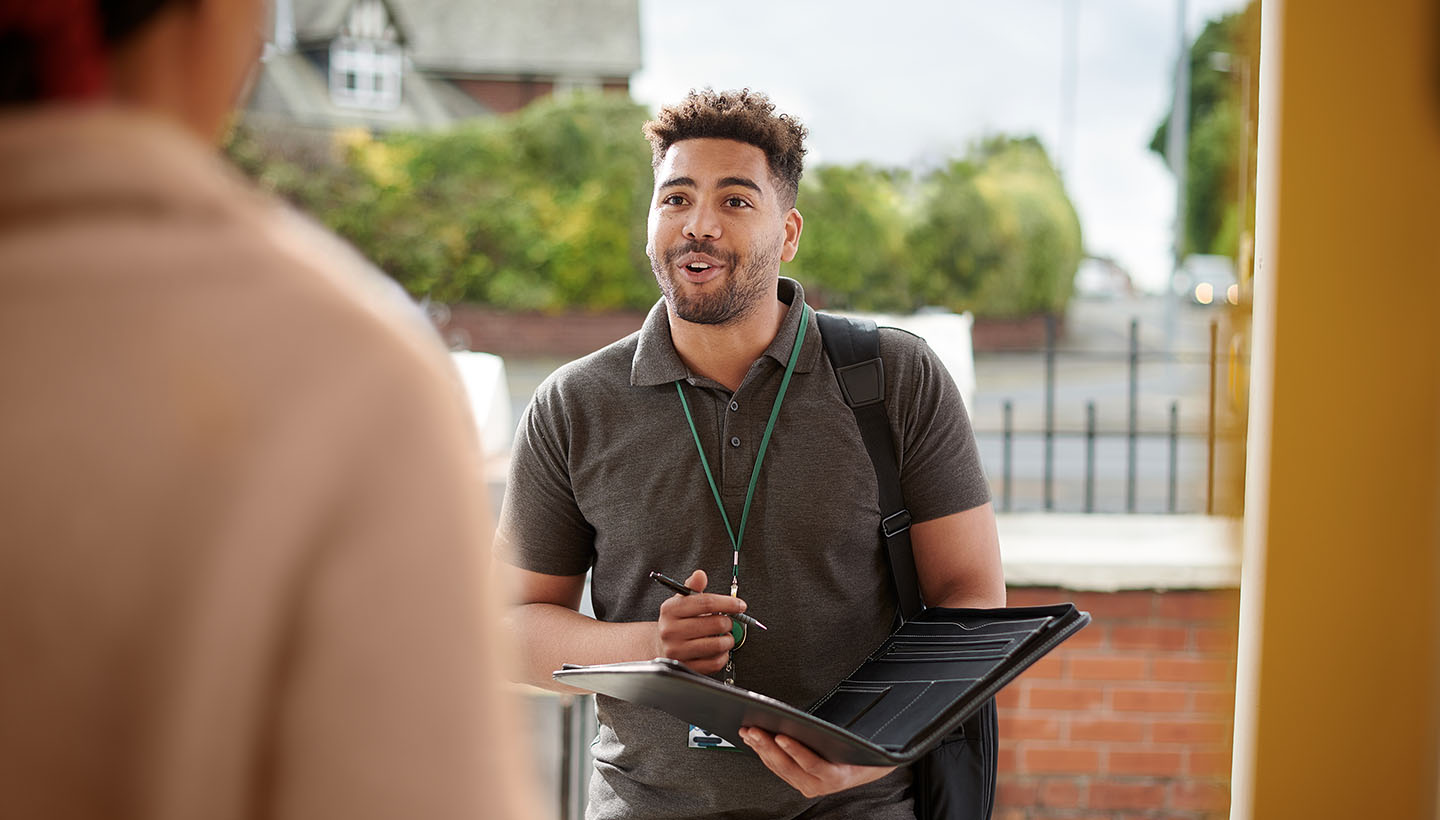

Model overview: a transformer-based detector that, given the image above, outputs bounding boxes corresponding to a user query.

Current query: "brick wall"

[996,586,1239,820]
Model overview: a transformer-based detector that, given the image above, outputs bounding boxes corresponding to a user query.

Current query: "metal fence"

[976,315,1245,515]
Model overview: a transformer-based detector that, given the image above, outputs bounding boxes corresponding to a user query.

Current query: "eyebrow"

[657,176,765,196]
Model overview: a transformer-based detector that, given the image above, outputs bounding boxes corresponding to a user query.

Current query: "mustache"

[662,241,740,268]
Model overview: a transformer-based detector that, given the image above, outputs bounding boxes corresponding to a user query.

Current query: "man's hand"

[738,727,896,798]
[655,570,747,675]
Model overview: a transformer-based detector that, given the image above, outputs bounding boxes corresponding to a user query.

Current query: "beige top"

[0,108,535,820]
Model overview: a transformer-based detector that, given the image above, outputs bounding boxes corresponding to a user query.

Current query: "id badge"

[687,724,739,750]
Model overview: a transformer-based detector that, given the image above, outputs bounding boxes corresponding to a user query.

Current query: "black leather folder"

[553,603,1090,766]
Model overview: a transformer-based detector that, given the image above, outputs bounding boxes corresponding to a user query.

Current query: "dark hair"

[643,88,809,208]
[0,0,176,104]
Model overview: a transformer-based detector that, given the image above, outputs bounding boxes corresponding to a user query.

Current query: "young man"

[501,89,1005,819]
[0,1,535,817]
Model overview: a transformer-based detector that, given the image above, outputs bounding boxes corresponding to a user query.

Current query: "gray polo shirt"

[499,278,989,820]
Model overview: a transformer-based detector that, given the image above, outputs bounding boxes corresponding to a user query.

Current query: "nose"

[683,201,721,242]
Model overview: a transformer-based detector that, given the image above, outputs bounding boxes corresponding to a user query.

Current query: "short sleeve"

[881,329,991,523]
[495,378,597,576]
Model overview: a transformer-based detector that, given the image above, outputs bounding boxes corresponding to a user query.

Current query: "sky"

[630,0,1247,293]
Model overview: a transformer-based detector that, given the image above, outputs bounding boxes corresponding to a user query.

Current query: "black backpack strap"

[815,312,924,621]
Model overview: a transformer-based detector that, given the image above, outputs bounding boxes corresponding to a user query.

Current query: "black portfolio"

[553,603,1090,766]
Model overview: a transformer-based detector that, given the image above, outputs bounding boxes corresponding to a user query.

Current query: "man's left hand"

[738,727,896,798]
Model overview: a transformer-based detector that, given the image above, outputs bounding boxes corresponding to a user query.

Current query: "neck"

[669,297,789,392]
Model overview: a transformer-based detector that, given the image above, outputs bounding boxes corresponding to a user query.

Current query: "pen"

[649,571,768,631]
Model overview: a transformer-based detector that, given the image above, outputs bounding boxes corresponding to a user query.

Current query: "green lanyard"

[674,304,811,603]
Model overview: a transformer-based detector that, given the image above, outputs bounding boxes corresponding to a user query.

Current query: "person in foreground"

[0,1,535,818]
[500,88,1006,819]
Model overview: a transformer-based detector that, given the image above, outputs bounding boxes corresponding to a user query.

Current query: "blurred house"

[249,0,642,131]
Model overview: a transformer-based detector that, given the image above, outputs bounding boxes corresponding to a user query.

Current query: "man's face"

[646,138,802,326]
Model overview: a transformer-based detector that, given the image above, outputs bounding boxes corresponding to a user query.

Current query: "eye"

[725,196,752,208]
[661,194,688,206]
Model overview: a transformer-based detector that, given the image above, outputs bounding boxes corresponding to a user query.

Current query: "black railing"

[978,315,1242,515]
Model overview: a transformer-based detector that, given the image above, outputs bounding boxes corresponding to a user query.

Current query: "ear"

[780,208,804,263]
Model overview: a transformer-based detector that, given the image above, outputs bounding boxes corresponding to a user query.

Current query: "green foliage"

[1150,2,1260,258]
[228,95,1082,317]
[905,138,1082,318]
[785,164,913,311]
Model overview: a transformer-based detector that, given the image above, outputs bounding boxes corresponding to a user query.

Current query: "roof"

[246,50,489,132]
[290,0,641,78]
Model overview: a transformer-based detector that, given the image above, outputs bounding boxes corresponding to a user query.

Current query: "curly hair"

[643,88,809,208]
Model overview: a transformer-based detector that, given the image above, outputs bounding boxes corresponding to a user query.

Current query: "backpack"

[816,312,998,820]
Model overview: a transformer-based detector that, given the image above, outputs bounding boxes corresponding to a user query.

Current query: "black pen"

[649,571,768,631]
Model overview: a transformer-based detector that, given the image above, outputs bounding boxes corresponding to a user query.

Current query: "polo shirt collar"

[630,277,823,387]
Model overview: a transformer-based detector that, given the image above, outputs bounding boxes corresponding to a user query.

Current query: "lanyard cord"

[674,304,811,598]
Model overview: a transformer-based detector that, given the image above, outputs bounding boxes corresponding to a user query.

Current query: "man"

[0,1,534,818]
[501,88,1005,819]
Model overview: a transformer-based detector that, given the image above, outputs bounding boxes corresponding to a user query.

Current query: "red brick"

[994,809,1025,820]
[1113,687,1189,712]
[997,746,1018,773]
[1090,782,1166,810]
[1070,590,1156,619]
[1020,654,1067,680]
[999,715,1062,740]
[996,779,1039,806]
[1195,625,1239,654]
[1028,684,1105,711]
[1190,749,1234,777]
[1064,623,1105,648]
[1155,589,1239,621]
[1170,781,1231,812]
[1006,586,1068,607]
[1109,749,1185,776]
[1070,718,1147,743]
[1153,657,1234,683]
[1194,689,1236,714]
[1111,625,1189,651]
[996,686,1022,708]
[1069,655,1148,681]
[1153,719,1233,745]
[1023,747,1100,774]
[1039,778,1084,807]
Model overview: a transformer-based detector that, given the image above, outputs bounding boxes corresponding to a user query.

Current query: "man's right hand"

[655,569,747,675]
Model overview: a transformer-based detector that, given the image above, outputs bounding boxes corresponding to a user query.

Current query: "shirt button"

[729,400,740,412]
[730,436,741,448]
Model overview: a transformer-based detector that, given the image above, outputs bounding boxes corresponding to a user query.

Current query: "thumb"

[685,569,708,593]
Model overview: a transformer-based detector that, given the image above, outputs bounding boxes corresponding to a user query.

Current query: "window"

[329,37,402,110]
[327,0,403,111]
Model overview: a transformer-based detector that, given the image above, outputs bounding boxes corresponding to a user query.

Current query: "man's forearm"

[505,602,661,693]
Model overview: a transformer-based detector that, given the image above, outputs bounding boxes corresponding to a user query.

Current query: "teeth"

[687,263,711,271]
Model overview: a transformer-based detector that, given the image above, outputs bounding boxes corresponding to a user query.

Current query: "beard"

[650,238,781,326]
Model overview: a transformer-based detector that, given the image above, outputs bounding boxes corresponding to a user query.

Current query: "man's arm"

[911,502,1007,609]
[502,565,749,693]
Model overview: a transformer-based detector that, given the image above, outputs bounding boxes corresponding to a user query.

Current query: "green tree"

[909,137,1081,317]
[1150,2,1260,259]
[228,98,1086,318]
[785,164,913,310]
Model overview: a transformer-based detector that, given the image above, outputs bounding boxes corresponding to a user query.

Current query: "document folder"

[553,603,1089,766]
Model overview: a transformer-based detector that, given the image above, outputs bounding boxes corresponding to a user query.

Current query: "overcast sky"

[630,0,1246,292]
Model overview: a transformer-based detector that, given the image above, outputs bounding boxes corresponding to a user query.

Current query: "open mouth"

[674,252,727,282]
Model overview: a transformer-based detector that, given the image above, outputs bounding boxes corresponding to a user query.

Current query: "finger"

[666,635,734,662]
[773,734,830,776]
[658,612,732,641]
[684,569,707,592]
[660,592,748,618]
[740,729,820,796]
